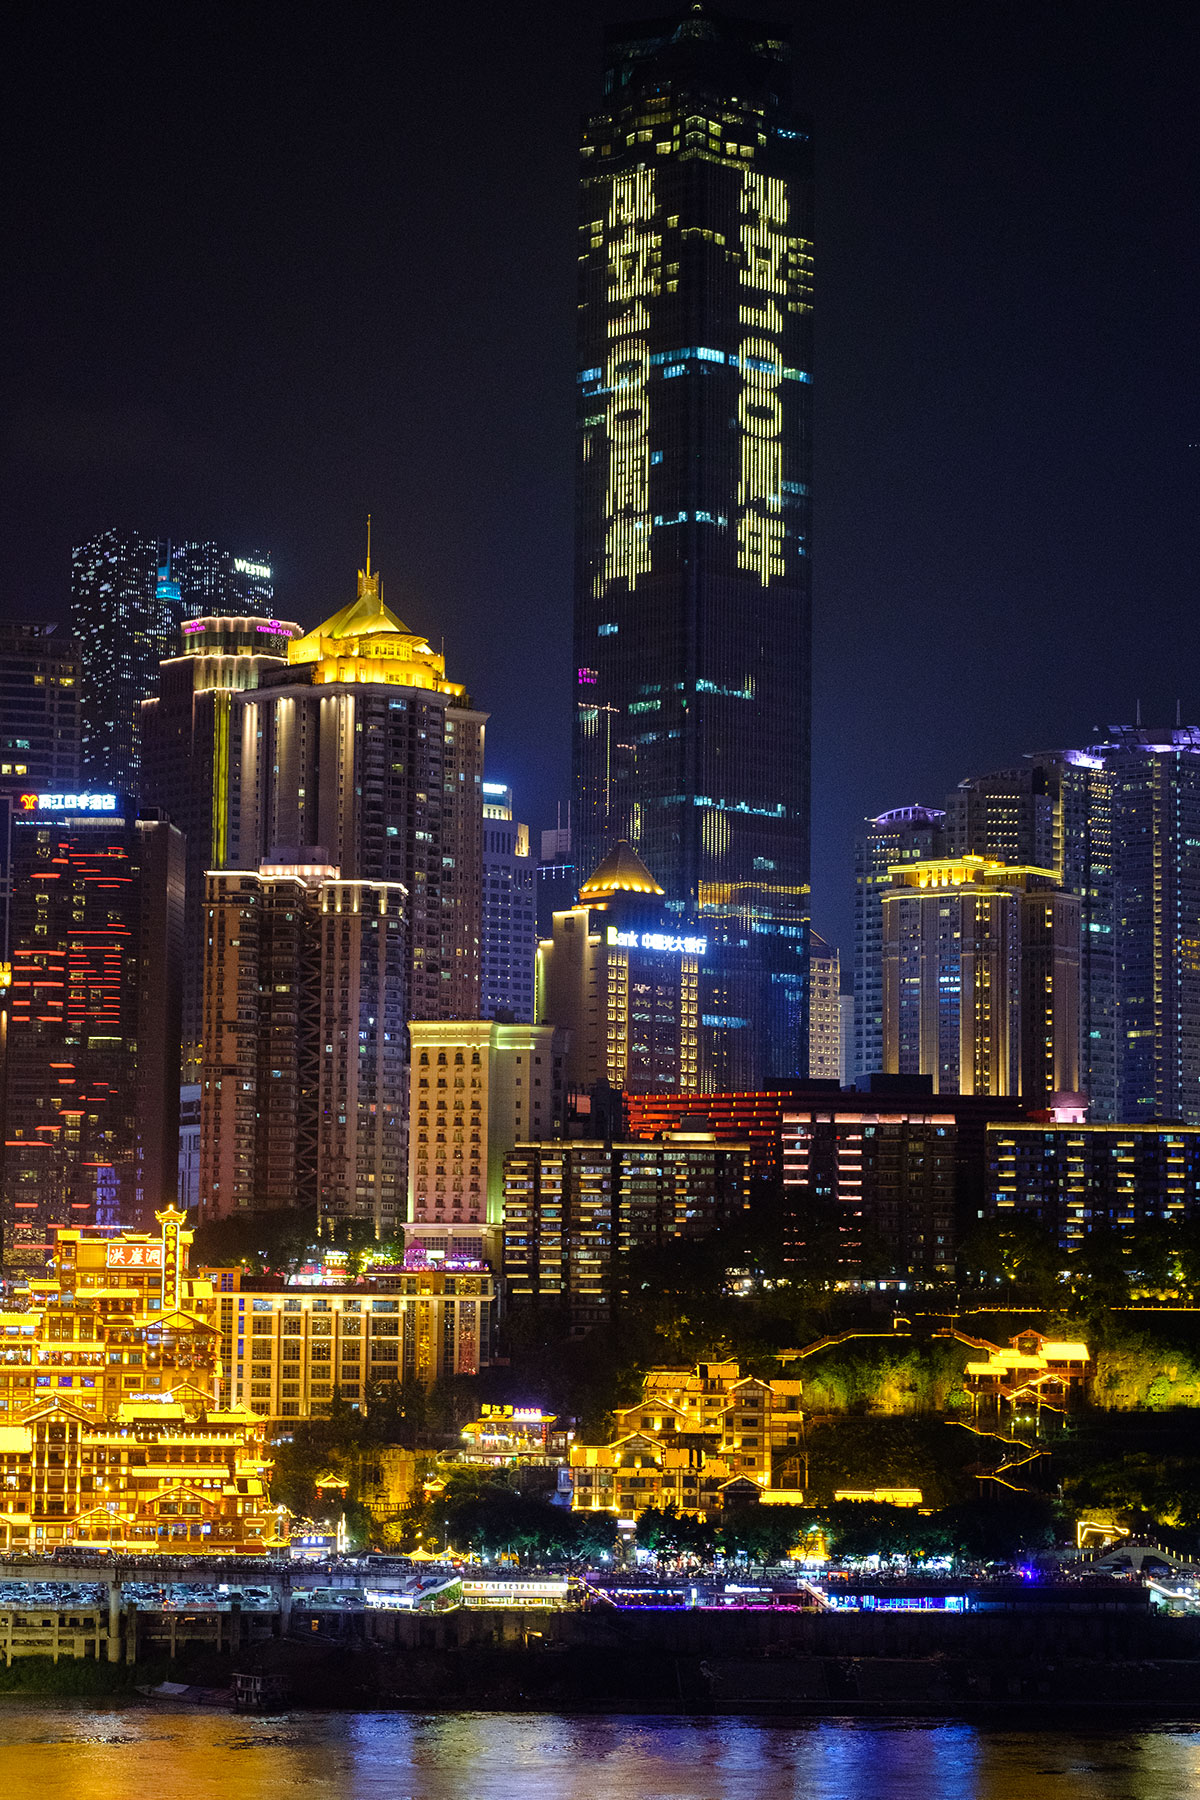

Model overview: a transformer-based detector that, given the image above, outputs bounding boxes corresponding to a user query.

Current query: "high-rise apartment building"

[573,11,813,1081]
[985,1120,1200,1249]
[503,1131,749,1328]
[228,561,484,1022]
[481,783,536,1022]
[853,806,947,1081]
[199,862,407,1235]
[2,793,184,1268]
[71,532,273,790]
[807,930,841,1080]
[881,857,1080,1103]
[407,1019,567,1248]
[139,614,300,1079]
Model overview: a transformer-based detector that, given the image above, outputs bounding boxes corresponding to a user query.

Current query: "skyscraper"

[481,782,536,1022]
[881,856,1080,1103]
[0,623,82,959]
[853,806,947,1081]
[139,613,301,1079]
[71,532,274,789]
[573,9,813,1080]
[807,930,841,1080]
[2,791,183,1267]
[227,560,485,1022]
[199,860,407,1236]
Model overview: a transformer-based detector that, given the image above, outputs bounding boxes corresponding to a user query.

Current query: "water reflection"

[2,1706,1200,1799]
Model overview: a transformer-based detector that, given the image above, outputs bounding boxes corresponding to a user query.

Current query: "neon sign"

[607,926,706,956]
[106,1242,164,1270]
[19,792,117,814]
[233,558,272,579]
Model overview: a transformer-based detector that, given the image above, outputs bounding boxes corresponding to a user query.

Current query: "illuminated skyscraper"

[573,9,812,1080]
[807,930,841,1080]
[481,783,536,1022]
[139,614,301,1079]
[881,857,1080,1103]
[1,792,183,1267]
[71,531,274,789]
[200,861,407,1235]
[228,560,485,1022]
[853,806,947,1081]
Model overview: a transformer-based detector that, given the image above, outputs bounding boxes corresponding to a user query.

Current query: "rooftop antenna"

[365,513,372,578]
[1136,698,1142,727]
[1178,698,1183,727]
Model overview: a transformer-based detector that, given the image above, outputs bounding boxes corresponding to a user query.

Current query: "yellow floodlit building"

[963,1330,1090,1409]
[568,1360,805,1518]
[0,1210,272,1552]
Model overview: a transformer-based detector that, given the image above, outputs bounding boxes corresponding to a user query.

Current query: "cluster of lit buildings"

[1,4,1199,1398]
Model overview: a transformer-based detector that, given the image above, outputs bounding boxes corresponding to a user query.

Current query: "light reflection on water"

[2,1706,1200,1799]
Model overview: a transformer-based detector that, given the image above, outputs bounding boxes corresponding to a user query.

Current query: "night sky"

[4,0,1197,962]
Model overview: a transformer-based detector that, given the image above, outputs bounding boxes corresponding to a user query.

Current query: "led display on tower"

[572,9,813,1082]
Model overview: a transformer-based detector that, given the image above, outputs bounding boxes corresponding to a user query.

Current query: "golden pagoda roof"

[288,561,468,702]
[579,840,665,903]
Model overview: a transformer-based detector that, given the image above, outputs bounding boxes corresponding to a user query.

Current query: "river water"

[3,1706,1200,1797]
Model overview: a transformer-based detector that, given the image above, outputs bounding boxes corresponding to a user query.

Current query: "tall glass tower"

[572,8,813,1080]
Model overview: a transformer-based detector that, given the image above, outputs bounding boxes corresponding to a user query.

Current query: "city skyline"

[5,2,1196,965]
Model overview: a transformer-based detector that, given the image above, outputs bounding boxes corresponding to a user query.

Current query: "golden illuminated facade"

[573,14,812,1083]
[881,857,1080,1102]
[568,1360,803,1516]
[807,930,842,1080]
[0,1212,272,1551]
[228,560,485,1022]
[208,1266,495,1414]
[407,1019,566,1242]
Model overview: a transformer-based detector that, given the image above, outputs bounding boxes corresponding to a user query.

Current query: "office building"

[207,1262,495,1416]
[985,1120,1200,1249]
[228,558,485,1021]
[199,862,406,1236]
[947,753,1115,1118]
[0,1212,273,1552]
[536,822,576,939]
[0,623,81,797]
[853,805,947,1081]
[573,11,813,1081]
[2,793,183,1269]
[807,931,842,1080]
[139,614,301,1078]
[881,856,1080,1103]
[71,531,273,790]
[481,783,536,1022]
[0,622,82,960]
[538,841,701,1095]
[503,1131,749,1328]
[407,1019,567,1248]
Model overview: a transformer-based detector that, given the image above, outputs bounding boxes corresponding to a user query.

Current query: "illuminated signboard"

[106,1242,164,1271]
[600,168,660,593]
[737,170,789,584]
[607,927,706,956]
[19,792,118,814]
[233,558,272,580]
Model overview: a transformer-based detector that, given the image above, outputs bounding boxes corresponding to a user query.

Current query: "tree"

[958,1217,1061,1300]
[189,1205,319,1278]
[1066,1226,1130,1311]
[719,1505,814,1567]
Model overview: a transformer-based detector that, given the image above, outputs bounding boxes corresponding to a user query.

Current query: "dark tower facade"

[572,9,813,1080]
